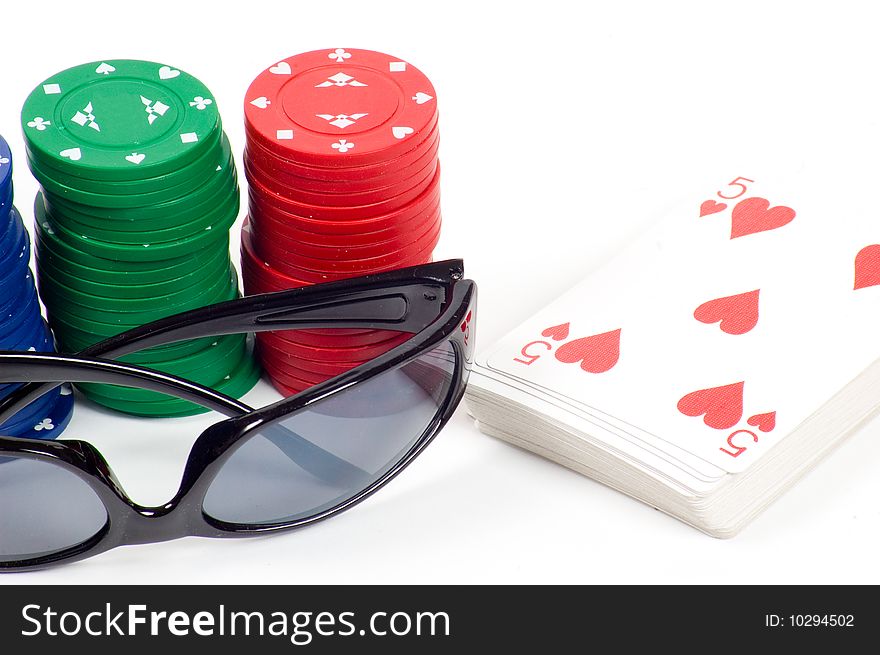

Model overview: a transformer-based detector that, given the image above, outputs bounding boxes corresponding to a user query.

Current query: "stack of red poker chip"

[242,48,441,395]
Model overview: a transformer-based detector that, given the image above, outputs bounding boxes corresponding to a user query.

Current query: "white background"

[2,0,880,584]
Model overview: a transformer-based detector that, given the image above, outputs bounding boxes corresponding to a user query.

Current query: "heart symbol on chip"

[677,381,744,430]
[693,290,760,335]
[60,147,82,161]
[699,199,727,217]
[730,197,796,239]
[250,96,271,109]
[554,328,621,374]
[95,62,116,75]
[412,92,433,105]
[541,323,570,341]
[270,62,292,75]
[853,244,880,290]
[747,411,776,433]
[392,126,414,139]
[125,153,145,165]
[159,66,180,80]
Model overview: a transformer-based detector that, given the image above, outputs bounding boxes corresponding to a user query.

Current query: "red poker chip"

[244,107,439,171]
[258,236,438,283]
[259,329,411,363]
[245,155,438,208]
[247,162,438,221]
[258,343,363,378]
[244,48,438,167]
[259,325,410,355]
[249,207,439,262]
[259,343,361,380]
[254,215,441,276]
[249,189,440,241]
[244,121,440,185]
[249,195,440,247]
[258,326,406,349]
[260,355,334,387]
[247,166,441,233]
[262,360,338,395]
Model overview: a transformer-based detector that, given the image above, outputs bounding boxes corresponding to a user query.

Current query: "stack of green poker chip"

[21,60,259,417]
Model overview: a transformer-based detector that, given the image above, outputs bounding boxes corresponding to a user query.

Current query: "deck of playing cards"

[466,172,880,537]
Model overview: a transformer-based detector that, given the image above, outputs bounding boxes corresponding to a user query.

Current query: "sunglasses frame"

[0,260,476,571]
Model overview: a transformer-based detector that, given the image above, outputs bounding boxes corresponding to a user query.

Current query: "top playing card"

[480,173,880,474]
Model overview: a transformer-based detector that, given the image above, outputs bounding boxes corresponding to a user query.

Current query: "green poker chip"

[24,128,226,193]
[34,206,232,280]
[28,142,229,208]
[37,204,235,263]
[22,60,221,182]
[38,263,238,318]
[43,188,240,245]
[51,318,227,363]
[41,267,239,326]
[77,346,261,417]
[77,334,249,402]
[39,163,238,225]
[36,244,230,298]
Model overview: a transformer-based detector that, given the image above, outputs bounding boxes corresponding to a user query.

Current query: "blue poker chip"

[0,272,38,322]
[0,300,43,348]
[0,236,30,290]
[0,134,12,199]
[0,385,74,440]
[0,207,26,261]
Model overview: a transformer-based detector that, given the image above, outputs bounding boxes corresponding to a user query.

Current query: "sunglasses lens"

[0,456,107,564]
[202,341,457,526]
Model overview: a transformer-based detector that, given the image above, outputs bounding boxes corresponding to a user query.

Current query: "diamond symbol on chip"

[141,96,170,125]
[71,102,100,132]
[316,113,368,129]
[315,72,368,88]
[329,48,352,63]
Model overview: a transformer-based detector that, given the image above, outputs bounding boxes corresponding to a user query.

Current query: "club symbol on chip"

[71,102,100,132]
[27,117,51,131]
[315,72,368,88]
[189,96,213,110]
[329,48,352,63]
[316,113,368,129]
[0,156,8,166]
[331,139,355,153]
[33,418,55,432]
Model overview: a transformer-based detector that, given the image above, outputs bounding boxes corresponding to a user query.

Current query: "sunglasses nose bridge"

[122,499,196,545]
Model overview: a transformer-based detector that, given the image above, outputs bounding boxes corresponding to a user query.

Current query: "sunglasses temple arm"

[0,353,370,485]
[0,280,451,423]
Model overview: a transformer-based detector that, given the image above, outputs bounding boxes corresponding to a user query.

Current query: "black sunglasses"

[0,260,476,571]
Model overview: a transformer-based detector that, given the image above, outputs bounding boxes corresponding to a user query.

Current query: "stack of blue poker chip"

[0,134,73,440]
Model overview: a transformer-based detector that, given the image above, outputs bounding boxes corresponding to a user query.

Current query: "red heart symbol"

[541,322,570,341]
[554,329,621,374]
[700,200,727,217]
[854,245,880,290]
[747,411,776,433]
[677,381,744,430]
[693,290,760,335]
[730,197,796,239]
